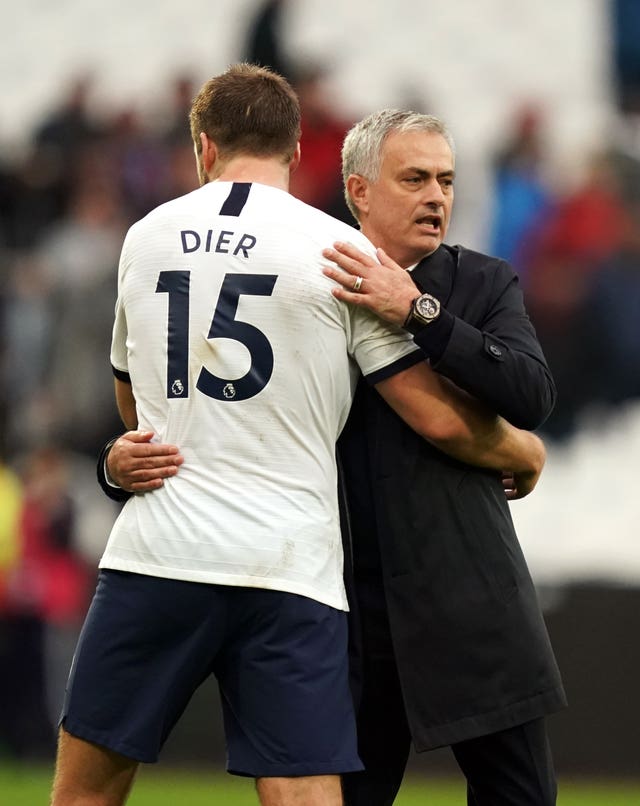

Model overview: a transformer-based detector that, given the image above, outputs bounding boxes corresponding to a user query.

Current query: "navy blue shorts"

[61,570,362,777]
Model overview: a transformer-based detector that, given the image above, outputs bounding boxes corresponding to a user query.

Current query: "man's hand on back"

[107,431,184,492]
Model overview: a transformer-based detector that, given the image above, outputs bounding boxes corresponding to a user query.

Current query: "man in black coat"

[321,110,566,805]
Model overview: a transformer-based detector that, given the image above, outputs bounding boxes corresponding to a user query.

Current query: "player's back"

[103,181,415,609]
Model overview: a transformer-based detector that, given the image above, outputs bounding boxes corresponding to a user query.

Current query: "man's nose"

[422,179,445,205]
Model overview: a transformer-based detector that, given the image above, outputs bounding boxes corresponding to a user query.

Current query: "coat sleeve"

[413,257,556,430]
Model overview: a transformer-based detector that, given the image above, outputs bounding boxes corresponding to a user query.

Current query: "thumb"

[376,247,400,271]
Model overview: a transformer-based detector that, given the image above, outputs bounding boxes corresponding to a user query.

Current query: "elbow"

[529,432,547,474]
[506,375,558,431]
[511,407,550,432]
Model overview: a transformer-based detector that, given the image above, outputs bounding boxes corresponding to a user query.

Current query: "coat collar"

[410,244,460,305]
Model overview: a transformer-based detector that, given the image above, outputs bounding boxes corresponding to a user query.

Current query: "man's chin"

[414,233,442,257]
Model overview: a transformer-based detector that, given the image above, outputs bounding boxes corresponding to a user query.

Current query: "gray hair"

[341,109,455,220]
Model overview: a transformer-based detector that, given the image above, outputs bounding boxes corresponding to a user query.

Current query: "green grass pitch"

[2,764,639,804]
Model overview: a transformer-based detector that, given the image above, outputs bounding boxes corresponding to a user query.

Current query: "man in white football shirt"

[51,64,545,806]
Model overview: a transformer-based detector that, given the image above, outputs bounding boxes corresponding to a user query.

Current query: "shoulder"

[447,244,519,295]
[283,198,375,259]
[125,189,199,237]
[293,197,370,243]
[451,244,515,278]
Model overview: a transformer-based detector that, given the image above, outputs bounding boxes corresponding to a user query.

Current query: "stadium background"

[1,0,639,792]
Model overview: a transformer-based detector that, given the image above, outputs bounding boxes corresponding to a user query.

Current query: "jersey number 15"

[156,270,277,402]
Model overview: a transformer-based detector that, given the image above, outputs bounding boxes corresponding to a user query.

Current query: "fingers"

[123,463,181,492]
[322,250,364,279]
[322,242,374,300]
[123,453,184,471]
[322,265,368,302]
[127,444,182,461]
[112,448,184,473]
[322,242,375,277]
[117,432,181,459]
[502,471,521,500]
[329,241,375,267]
[502,471,515,487]
[321,241,391,295]
[109,460,181,492]
[109,431,184,492]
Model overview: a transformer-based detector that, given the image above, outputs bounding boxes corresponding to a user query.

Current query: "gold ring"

[353,276,364,292]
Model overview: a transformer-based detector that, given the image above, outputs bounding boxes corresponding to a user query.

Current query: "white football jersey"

[102,181,422,610]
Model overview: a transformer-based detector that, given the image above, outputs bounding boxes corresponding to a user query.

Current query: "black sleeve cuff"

[411,307,455,364]
[112,365,131,383]
[97,436,134,504]
[364,348,424,385]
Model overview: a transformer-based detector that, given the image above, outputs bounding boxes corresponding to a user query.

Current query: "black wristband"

[96,436,134,504]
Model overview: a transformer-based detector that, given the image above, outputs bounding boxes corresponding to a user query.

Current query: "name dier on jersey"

[181,229,257,258]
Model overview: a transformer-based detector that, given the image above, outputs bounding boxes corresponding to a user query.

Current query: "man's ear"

[200,132,218,175]
[346,174,369,216]
[289,142,301,174]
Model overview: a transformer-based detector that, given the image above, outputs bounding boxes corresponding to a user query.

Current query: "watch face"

[416,294,440,320]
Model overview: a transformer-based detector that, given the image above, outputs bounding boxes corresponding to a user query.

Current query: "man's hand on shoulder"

[322,242,417,326]
[107,430,184,492]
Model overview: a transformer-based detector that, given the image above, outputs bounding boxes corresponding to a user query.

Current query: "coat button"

[489,344,502,357]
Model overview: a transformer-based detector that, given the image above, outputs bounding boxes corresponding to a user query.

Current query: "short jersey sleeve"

[110,227,134,377]
[345,304,423,385]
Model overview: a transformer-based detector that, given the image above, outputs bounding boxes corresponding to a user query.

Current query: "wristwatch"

[403,292,441,334]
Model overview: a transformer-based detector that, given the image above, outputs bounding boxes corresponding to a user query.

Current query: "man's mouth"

[416,214,441,231]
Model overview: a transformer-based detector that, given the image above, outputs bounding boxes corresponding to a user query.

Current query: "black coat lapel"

[410,244,460,305]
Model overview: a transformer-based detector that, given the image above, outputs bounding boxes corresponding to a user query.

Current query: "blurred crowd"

[488,103,640,440]
[2,0,640,762]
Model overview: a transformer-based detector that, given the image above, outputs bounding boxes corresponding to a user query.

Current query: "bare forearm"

[433,411,546,475]
[376,364,545,475]
[114,378,138,431]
